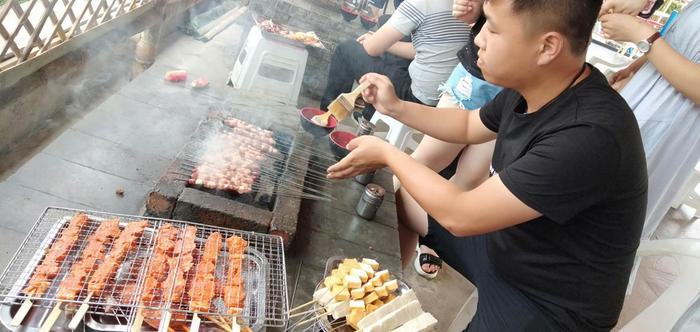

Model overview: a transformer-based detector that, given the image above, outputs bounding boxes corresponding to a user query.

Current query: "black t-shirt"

[457,15,486,80]
[479,66,648,331]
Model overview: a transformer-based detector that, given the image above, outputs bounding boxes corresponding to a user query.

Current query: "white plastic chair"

[620,239,700,332]
[671,160,700,221]
[370,112,419,152]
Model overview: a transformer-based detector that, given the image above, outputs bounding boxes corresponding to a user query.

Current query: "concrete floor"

[0,17,699,332]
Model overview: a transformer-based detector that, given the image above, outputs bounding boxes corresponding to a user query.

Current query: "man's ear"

[536,32,565,66]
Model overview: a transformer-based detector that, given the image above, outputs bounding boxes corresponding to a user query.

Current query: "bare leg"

[395,94,496,274]
[451,140,496,190]
[396,95,463,272]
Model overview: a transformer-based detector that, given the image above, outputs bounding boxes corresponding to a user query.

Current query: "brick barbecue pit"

[145,110,316,248]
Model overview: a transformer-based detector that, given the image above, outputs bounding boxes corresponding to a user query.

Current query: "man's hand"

[599,0,647,16]
[359,73,404,118]
[452,0,482,24]
[327,136,397,179]
[600,13,657,43]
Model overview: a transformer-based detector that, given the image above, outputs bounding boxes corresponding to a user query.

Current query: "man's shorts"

[419,216,558,332]
[439,63,502,110]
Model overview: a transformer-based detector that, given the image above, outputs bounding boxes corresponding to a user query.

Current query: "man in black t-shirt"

[327,0,647,330]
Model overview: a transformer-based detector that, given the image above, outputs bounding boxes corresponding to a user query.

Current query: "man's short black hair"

[509,0,603,55]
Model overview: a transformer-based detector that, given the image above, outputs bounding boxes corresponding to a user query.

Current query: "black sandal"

[414,251,443,279]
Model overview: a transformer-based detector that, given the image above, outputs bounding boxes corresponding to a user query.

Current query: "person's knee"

[336,39,363,57]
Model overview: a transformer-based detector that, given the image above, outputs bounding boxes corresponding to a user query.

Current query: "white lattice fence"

[0,0,153,71]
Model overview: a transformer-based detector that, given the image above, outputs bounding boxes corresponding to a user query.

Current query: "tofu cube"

[371,276,383,287]
[385,279,399,292]
[362,282,375,293]
[323,277,334,289]
[349,300,365,310]
[376,270,390,282]
[345,275,362,289]
[347,308,366,330]
[374,285,388,298]
[342,258,361,268]
[334,287,350,301]
[338,264,353,276]
[319,288,337,306]
[351,268,369,283]
[359,263,375,278]
[331,301,351,320]
[313,287,329,302]
[363,291,379,305]
[362,258,380,271]
[351,288,366,300]
[366,303,379,313]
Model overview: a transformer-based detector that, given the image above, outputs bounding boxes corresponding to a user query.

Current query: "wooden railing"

[0,0,156,79]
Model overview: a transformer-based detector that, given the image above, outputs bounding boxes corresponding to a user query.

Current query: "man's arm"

[360,73,496,145]
[360,25,410,57]
[327,137,540,236]
[387,149,541,236]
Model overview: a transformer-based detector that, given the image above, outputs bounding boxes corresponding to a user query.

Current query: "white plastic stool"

[370,112,419,151]
[229,26,308,105]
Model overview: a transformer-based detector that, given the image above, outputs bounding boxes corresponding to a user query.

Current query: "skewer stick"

[39,302,62,332]
[287,285,348,314]
[231,315,241,332]
[286,298,316,314]
[132,307,145,332]
[190,313,202,332]
[68,291,93,329]
[290,312,326,330]
[158,310,173,332]
[205,315,232,332]
[11,298,33,326]
[190,313,201,332]
[289,307,322,319]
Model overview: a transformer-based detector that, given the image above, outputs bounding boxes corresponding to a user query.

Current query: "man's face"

[475,0,541,89]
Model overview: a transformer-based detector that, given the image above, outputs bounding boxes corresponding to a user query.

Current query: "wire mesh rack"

[0,207,289,330]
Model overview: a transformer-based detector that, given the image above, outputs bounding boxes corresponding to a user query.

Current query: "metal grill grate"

[0,207,288,328]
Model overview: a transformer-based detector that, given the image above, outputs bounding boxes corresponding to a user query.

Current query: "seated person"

[320,0,470,120]
[399,0,503,279]
[328,0,648,330]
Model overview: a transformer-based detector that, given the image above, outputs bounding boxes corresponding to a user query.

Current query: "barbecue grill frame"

[0,207,289,329]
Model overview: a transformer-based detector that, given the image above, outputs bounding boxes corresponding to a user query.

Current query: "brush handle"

[347,82,370,101]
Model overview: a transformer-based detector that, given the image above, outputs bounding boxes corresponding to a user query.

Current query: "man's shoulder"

[569,68,635,127]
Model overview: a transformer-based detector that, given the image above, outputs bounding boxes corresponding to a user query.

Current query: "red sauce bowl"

[299,107,337,137]
[329,131,357,160]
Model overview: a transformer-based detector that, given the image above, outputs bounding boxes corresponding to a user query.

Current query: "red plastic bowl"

[329,131,357,160]
[299,107,337,137]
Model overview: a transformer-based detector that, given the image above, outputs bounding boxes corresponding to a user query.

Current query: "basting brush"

[312,82,370,126]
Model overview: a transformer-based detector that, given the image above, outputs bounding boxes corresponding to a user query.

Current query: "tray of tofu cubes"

[311,257,438,332]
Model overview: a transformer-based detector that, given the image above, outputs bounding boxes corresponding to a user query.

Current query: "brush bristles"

[328,100,351,121]
[336,95,354,111]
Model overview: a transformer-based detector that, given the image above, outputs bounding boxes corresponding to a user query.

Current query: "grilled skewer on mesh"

[55,218,121,301]
[23,213,90,297]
